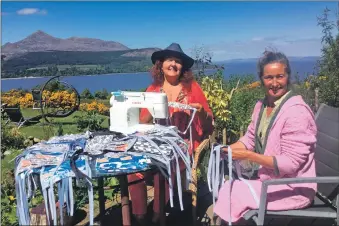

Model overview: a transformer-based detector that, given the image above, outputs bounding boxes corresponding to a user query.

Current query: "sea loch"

[1,58,318,93]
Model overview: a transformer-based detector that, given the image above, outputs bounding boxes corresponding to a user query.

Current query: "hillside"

[1,30,320,79]
[1,30,131,60]
[1,30,162,77]
[1,50,157,72]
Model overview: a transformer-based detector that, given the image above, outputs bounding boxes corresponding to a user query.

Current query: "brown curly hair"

[150,60,194,90]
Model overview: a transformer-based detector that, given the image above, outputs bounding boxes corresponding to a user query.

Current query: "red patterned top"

[140,80,214,155]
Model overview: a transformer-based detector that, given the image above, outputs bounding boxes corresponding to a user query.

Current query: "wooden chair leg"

[119,176,131,226]
[189,138,210,225]
[159,174,166,226]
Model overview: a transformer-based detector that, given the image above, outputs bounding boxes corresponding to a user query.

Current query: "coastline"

[0,69,213,81]
[1,71,152,81]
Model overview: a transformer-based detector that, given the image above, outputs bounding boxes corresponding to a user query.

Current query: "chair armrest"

[256,176,339,225]
[262,176,339,186]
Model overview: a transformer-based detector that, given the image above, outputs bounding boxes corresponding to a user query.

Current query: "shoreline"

[1,69,215,81]
[0,71,152,81]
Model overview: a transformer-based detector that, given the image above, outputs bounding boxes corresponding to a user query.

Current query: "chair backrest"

[314,103,339,203]
[4,106,24,123]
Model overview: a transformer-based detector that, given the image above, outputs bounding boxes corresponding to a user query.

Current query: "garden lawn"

[18,108,109,140]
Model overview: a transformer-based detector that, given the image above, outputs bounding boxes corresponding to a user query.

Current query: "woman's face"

[262,62,289,100]
[162,57,183,81]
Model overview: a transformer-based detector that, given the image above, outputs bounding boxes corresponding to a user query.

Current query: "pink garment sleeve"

[275,106,317,176]
[238,101,262,151]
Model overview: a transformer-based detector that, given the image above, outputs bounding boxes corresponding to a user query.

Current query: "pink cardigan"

[214,95,318,223]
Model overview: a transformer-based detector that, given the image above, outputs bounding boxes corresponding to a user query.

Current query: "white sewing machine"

[109,91,169,134]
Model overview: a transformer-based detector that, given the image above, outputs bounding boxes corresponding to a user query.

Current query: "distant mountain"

[1,30,131,60]
[1,30,163,75]
[215,56,320,64]
[121,48,161,57]
[1,30,321,79]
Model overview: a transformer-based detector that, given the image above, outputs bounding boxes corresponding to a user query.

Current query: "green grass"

[1,149,21,174]
[18,108,109,140]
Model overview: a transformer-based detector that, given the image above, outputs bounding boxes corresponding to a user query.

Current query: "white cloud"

[202,36,322,61]
[251,37,264,41]
[16,8,47,16]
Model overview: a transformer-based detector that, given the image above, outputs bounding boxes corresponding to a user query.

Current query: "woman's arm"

[229,141,247,150]
[224,143,275,169]
[247,152,275,169]
[225,105,317,176]
[272,106,317,176]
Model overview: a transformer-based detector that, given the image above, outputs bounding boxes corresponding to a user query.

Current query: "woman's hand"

[189,103,208,118]
[222,147,251,160]
[224,144,276,169]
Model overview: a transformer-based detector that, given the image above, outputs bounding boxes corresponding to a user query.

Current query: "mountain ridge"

[1,30,137,60]
[1,30,320,78]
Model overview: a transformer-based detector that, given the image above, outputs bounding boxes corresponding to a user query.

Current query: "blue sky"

[1,1,338,60]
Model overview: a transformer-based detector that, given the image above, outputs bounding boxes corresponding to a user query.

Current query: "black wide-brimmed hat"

[151,43,194,69]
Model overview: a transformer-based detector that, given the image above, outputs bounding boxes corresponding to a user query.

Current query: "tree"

[102,88,109,99]
[81,88,94,99]
[190,45,225,83]
[316,5,339,107]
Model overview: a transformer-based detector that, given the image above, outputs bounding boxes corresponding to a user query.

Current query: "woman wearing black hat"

[127,43,214,225]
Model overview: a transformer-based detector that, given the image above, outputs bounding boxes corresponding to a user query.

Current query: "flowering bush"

[79,101,109,115]
[1,89,78,109]
[43,90,78,110]
[1,90,24,107]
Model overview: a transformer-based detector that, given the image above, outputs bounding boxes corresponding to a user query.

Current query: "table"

[15,130,188,226]
[95,168,166,226]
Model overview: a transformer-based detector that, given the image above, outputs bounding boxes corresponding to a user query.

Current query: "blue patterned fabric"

[93,153,152,176]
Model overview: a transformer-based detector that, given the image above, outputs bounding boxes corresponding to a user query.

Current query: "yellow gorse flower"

[79,101,109,114]
[1,90,78,109]
[2,89,108,115]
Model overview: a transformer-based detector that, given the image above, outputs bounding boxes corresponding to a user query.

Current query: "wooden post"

[30,202,72,226]
[239,125,244,137]
[315,88,319,112]
[222,128,227,145]
[211,130,217,143]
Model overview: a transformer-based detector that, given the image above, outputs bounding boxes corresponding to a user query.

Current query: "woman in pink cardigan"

[214,51,318,224]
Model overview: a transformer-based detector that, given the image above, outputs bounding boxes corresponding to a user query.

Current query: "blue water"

[1,72,153,93]
[1,71,217,93]
[1,59,318,93]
